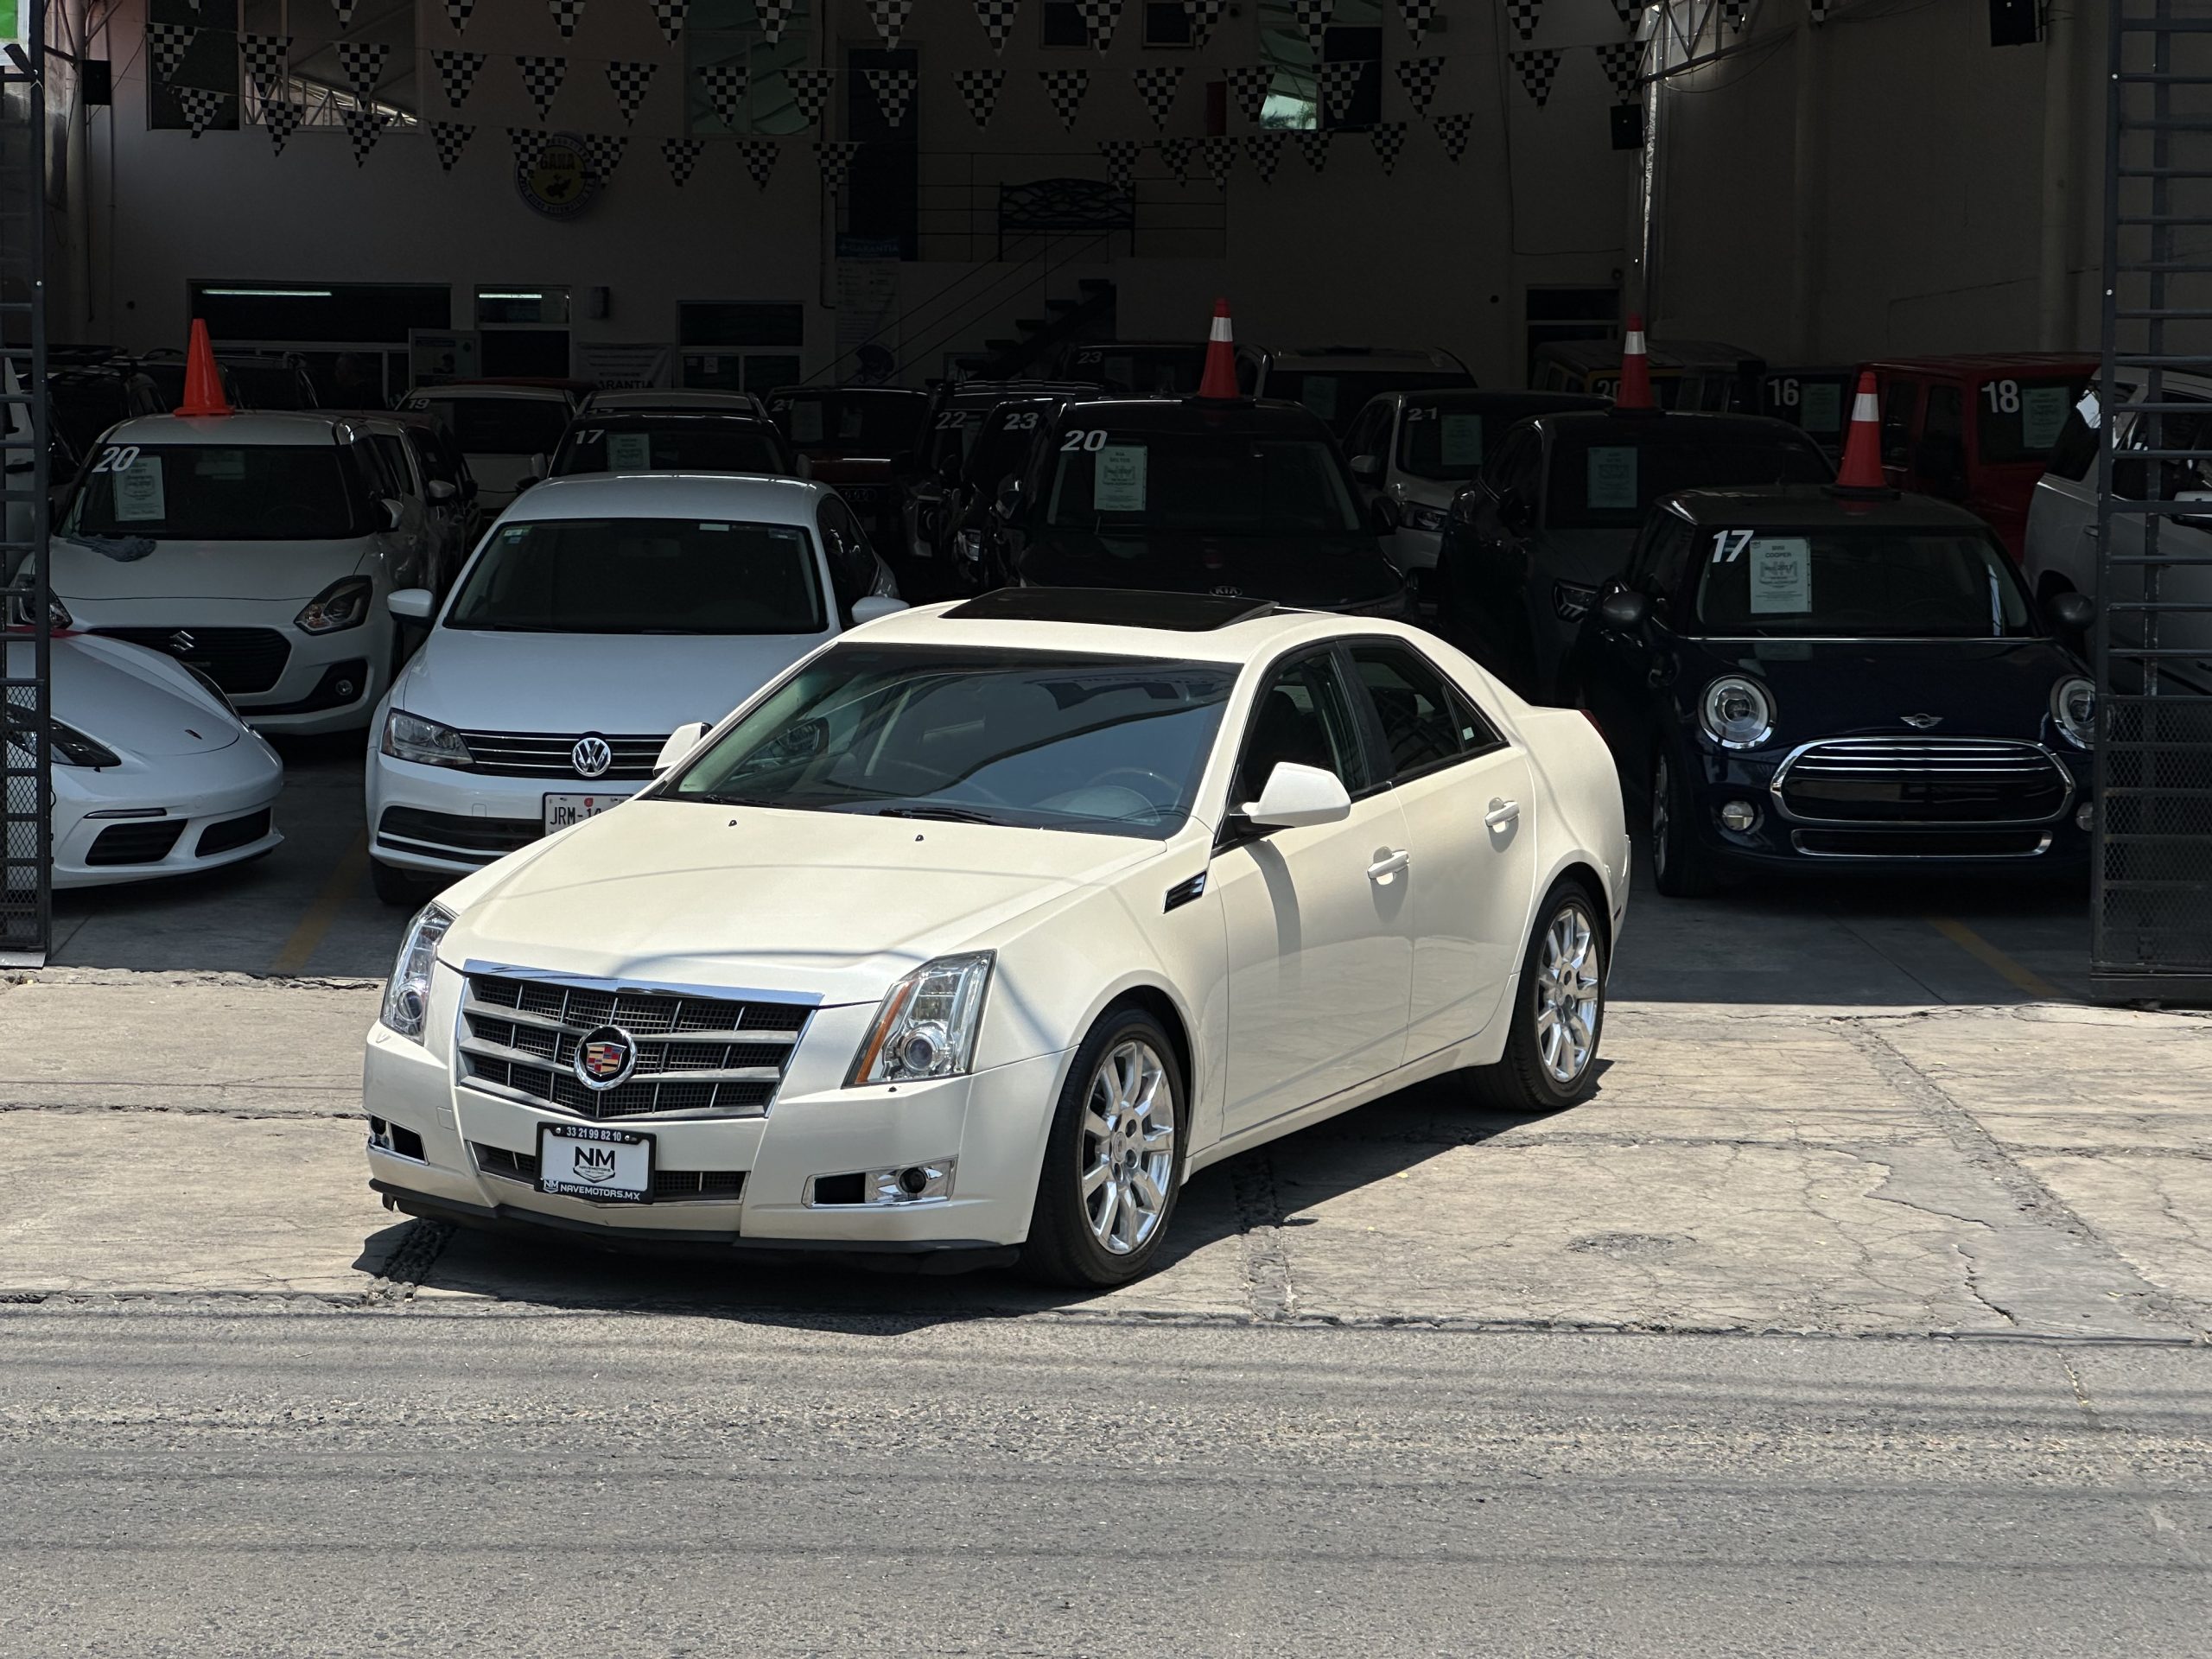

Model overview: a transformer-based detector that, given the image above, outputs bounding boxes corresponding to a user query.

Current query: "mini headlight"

[847,951,994,1087]
[381,709,474,769]
[2052,675,2097,748]
[296,576,375,634]
[1398,501,1448,534]
[1700,676,1776,750]
[381,903,453,1043]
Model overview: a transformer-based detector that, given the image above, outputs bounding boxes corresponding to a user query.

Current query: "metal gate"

[2094,0,2212,1001]
[0,0,48,967]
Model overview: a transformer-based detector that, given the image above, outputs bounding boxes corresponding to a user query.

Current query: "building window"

[476,288,571,327]
[1143,0,1195,46]
[1524,286,1619,385]
[234,0,418,130]
[1256,0,1383,129]
[1040,0,1089,48]
[689,0,815,136]
[680,303,804,393]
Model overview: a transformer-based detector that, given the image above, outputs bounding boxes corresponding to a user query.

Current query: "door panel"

[1393,748,1535,1056]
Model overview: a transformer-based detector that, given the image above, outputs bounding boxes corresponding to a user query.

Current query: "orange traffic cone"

[1831,369,1887,493]
[176,318,232,417]
[1196,297,1238,400]
[1615,314,1654,411]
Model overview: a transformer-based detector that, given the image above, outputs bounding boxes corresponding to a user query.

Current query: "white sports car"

[6,628,283,888]
[362,589,1628,1286]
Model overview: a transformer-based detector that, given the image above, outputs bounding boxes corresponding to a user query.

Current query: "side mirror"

[849,594,907,626]
[528,453,550,480]
[2047,591,2095,634]
[2171,488,2212,527]
[994,478,1022,519]
[1598,590,1649,631]
[425,479,457,503]
[381,496,406,532]
[653,721,712,775]
[1349,453,1384,486]
[387,587,435,621]
[1370,496,1399,533]
[795,454,813,480]
[936,450,964,486]
[1239,760,1352,830]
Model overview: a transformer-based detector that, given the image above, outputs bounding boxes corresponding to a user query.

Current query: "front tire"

[1649,747,1716,898]
[371,858,435,909]
[1468,880,1607,1112]
[1018,1007,1189,1289]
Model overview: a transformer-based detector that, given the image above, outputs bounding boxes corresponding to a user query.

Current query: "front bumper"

[52,734,284,889]
[366,750,645,874]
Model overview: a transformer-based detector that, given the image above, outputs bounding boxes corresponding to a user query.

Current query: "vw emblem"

[571,1025,638,1091]
[168,629,198,655]
[571,734,613,779]
[1900,713,1944,729]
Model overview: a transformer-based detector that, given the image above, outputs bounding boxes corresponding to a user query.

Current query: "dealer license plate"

[537,1123,655,1203]
[544,792,617,835]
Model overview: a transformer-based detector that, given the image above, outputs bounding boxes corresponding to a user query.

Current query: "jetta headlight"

[1700,676,1776,750]
[381,709,474,769]
[847,952,994,1086]
[380,903,453,1042]
[2052,675,2097,748]
[296,576,375,634]
[1398,501,1447,533]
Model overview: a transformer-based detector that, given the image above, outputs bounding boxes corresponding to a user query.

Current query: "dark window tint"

[768,391,927,454]
[817,495,879,613]
[1061,346,1205,396]
[415,395,572,455]
[1692,527,2035,638]
[1977,376,2090,465]
[1544,431,1831,529]
[69,442,365,541]
[2115,400,2212,499]
[1397,403,1496,481]
[1350,643,1497,779]
[553,420,791,477]
[446,517,825,635]
[409,429,461,488]
[1262,368,1473,434]
[1235,652,1370,803]
[1043,426,1362,533]
[367,434,412,496]
[964,404,1052,488]
[1880,380,1917,467]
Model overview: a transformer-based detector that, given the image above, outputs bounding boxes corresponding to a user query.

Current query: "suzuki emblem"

[1900,713,1944,729]
[571,735,613,779]
[168,629,198,655]
[572,1025,639,1091]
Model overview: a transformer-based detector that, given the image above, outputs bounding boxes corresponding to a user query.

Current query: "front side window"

[416,396,571,455]
[1397,401,1495,482]
[964,404,1050,489]
[1693,527,2036,639]
[670,647,1236,838]
[1043,423,1362,535]
[1977,376,2089,465]
[67,442,365,541]
[552,421,791,477]
[1349,643,1497,779]
[446,517,825,635]
[1233,652,1370,804]
[1544,433,1831,530]
[769,390,927,454]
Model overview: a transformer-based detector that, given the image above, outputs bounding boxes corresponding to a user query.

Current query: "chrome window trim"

[1767,738,2075,828]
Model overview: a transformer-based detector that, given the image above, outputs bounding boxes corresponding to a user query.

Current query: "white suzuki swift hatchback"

[364,588,1629,1287]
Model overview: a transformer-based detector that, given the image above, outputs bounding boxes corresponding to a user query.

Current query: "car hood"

[1531,527,1640,589]
[1678,637,2086,739]
[1014,527,1404,609]
[50,533,372,603]
[13,632,241,757]
[394,628,834,735]
[445,800,1161,1003]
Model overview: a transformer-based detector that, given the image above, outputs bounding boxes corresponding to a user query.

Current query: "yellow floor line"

[271,829,369,977]
[1929,916,2065,1001]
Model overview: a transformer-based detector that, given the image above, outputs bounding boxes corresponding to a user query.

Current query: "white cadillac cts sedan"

[363,588,1628,1287]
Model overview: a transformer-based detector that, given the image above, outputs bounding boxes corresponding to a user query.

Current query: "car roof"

[100,410,353,446]
[1257,346,1464,370]
[1534,338,1760,373]
[410,382,578,403]
[1051,396,1332,435]
[767,385,927,401]
[1866,353,2098,377]
[1389,388,1611,413]
[498,471,829,526]
[583,389,760,408]
[946,378,1102,402]
[322,406,448,432]
[852,592,1430,665]
[569,409,779,429]
[1662,484,1994,532]
[1533,410,1816,447]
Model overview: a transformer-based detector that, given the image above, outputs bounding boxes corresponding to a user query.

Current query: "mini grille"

[1776,739,2072,826]
[455,730,667,780]
[472,1141,747,1200]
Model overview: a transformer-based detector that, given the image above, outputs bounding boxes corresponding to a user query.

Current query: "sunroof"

[942,588,1281,632]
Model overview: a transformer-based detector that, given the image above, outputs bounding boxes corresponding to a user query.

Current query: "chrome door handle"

[1484,798,1522,830]
[1366,849,1412,881]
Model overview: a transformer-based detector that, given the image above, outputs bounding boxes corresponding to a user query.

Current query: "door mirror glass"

[381,497,406,532]
[654,721,712,774]
[529,452,550,480]
[1241,760,1352,830]
[387,587,435,621]
[1599,590,1649,631]
[1349,452,1384,486]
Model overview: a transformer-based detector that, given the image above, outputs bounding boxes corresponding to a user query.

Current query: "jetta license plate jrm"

[537,1123,655,1203]
[543,793,615,835]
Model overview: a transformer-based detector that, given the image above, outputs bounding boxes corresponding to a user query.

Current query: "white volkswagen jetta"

[365,473,903,905]
[362,588,1628,1286]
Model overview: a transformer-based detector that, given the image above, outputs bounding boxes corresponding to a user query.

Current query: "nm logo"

[572,1145,620,1184]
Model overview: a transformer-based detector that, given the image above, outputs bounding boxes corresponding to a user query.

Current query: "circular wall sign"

[516,133,599,219]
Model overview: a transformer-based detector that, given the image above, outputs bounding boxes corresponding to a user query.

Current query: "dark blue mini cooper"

[1569,486,2097,894]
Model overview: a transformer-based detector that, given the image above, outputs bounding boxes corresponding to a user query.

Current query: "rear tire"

[1649,747,1716,899]
[1466,880,1607,1113]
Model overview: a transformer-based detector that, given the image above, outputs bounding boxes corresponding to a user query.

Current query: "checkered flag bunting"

[546,0,584,37]
[953,66,1004,127]
[432,49,486,109]
[582,132,626,181]
[509,126,550,170]
[698,62,747,126]
[1131,65,1182,127]
[1370,119,1406,174]
[1183,0,1226,46]
[604,60,655,123]
[816,139,861,194]
[756,0,791,39]
[650,0,690,41]
[179,86,225,137]
[1397,0,1436,48]
[330,0,358,22]
[1504,0,1542,40]
[1511,48,1560,107]
[1289,0,1331,53]
[661,136,703,185]
[1594,40,1640,101]
[445,0,476,28]
[1244,130,1284,181]
[1395,55,1443,115]
[1433,107,1472,161]
[1319,58,1363,122]
[146,22,196,84]
[1808,0,1830,19]
[974,0,1020,51]
[238,33,288,96]
[1157,136,1193,183]
[1722,0,1746,27]
[783,67,835,126]
[1039,67,1089,130]
[340,104,384,164]
[739,137,779,190]
[335,41,388,95]
[1609,0,1637,23]
[1199,133,1235,188]
[1098,137,1141,190]
[867,66,917,126]
[515,55,568,120]
[264,99,302,155]
[1295,127,1332,172]
[1077,0,1122,49]
[430,120,474,171]
[1226,64,1272,123]
[866,0,912,47]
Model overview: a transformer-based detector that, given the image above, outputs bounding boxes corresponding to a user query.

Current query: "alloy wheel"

[1532,904,1601,1086]
[1079,1038,1177,1255]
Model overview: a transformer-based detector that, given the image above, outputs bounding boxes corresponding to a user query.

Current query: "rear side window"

[1977,376,2089,465]
[1348,643,1501,780]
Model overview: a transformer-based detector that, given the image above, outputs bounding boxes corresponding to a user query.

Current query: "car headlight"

[296,575,375,634]
[4,594,69,630]
[1398,501,1447,533]
[2052,675,2097,748]
[847,951,995,1086]
[380,709,474,769]
[4,709,120,769]
[380,902,453,1042]
[1700,676,1776,750]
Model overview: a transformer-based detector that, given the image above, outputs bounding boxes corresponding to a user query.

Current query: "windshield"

[67,441,365,540]
[964,408,1048,488]
[1044,428,1362,534]
[668,646,1235,838]
[1063,346,1205,396]
[1266,369,1471,430]
[50,380,133,455]
[417,396,572,455]
[446,517,824,635]
[923,404,992,472]
[229,365,313,410]
[1694,528,2037,638]
[553,421,791,477]
[1395,404,1503,482]
[1548,433,1831,529]
[1977,377,2087,465]
[771,391,926,454]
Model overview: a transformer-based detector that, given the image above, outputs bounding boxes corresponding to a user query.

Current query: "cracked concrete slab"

[2028,1153,2212,1310]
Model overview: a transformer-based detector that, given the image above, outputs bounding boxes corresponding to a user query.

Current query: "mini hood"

[51,533,369,604]
[1016,528,1402,610]
[17,633,242,757]
[1680,637,2085,740]
[446,800,1160,1003]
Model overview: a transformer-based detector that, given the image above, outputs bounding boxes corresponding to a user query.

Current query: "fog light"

[1719,800,1760,833]
[2076,802,2096,830]
[872,1160,955,1205]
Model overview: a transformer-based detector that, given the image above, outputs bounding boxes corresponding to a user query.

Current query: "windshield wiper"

[690,792,791,808]
[871,804,1003,825]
